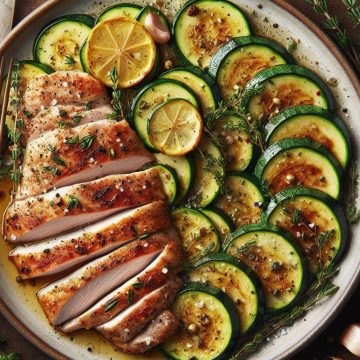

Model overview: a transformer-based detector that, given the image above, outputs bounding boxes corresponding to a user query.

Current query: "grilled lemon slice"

[148,98,203,156]
[86,17,157,88]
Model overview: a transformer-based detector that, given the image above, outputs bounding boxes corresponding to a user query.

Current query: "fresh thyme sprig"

[0,352,22,360]
[306,0,360,69]
[64,55,76,66]
[108,67,124,120]
[346,161,360,224]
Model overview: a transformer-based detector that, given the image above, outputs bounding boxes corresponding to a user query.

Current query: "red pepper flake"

[245,138,251,143]
[316,90,321,96]
[188,5,200,16]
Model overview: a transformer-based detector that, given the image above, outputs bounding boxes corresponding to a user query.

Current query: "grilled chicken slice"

[23,103,113,144]
[22,71,110,116]
[97,277,182,343]
[108,310,179,354]
[17,119,154,200]
[9,201,171,279]
[5,168,166,243]
[61,232,183,332]
[37,230,173,326]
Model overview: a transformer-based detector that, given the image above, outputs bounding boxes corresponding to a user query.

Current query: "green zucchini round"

[254,138,344,199]
[95,3,142,23]
[151,164,179,206]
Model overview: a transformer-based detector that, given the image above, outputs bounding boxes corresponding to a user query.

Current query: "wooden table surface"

[1,1,359,359]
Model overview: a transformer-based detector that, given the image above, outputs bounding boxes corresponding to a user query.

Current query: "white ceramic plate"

[0,1,359,359]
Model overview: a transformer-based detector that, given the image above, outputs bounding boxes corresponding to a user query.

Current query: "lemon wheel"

[148,99,203,156]
[86,18,157,88]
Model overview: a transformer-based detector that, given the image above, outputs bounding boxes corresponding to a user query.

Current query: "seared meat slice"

[22,71,110,116]
[17,119,154,200]
[9,201,171,279]
[5,168,166,243]
[23,103,113,144]
[61,231,183,332]
[109,310,179,354]
[97,277,182,343]
[37,231,172,326]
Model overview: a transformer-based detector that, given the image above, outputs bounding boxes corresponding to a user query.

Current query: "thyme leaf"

[108,67,124,120]
[104,299,118,313]
[64,55,76,66]
[80,134,96,150]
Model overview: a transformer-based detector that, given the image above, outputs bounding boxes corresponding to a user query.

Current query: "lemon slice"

[148,99,203,156]
[86,18,157,88]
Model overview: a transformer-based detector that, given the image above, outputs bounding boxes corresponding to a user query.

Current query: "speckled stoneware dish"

[0,1,359,359]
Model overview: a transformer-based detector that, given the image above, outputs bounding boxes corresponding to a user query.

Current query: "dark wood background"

[0,0,359,359]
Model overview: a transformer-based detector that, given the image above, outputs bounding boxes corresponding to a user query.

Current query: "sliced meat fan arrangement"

[4,70,184,354]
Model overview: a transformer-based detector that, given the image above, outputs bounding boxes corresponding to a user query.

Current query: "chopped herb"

[52,155,66,167]
[236,240,257,255]
[16,119,23,129]
[84,101,92,110]
[288,38,298,52]
[80,134,96,150]
[65,55,76,66]
[56,121,67,129]
[66,135,79,145]
[128,289,134,305]
[108,67,123,120]
[43,165,60,176]
[104,299,118,313]
[9,170,21,183]
[8,130,21,144]
[67,196,81,210]
[59,109,68,117]
[72,114,83,124]
[133,281,145,290]
[23,110,33,119]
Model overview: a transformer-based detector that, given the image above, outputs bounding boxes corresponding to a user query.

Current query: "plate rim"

[0,1,359,359]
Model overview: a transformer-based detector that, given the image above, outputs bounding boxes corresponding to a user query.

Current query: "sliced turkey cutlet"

[9,201,171,279]
[21,71,110,116]
[109,310,179,354]
[23,103,113,144]
[5,168,166,243]
[97,277,183,343]
[60,231,184,332]
[37,230,175,326]
[17,119,154,200]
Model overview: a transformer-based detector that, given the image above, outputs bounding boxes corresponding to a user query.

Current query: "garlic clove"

[340,323,360,357]
[144,10,171,44]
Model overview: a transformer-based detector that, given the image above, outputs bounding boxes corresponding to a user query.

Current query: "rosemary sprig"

[306,0,360,69]
[80,134,95,150]
[346,161,360,224]
[108,67,124,120]
[64,55,76,66]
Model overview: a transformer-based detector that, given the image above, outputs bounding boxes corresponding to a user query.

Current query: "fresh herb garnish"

[66,135,79,145]
[80,134,96,150]
[0,352,22,360]
[59,109,68,117]
[84,101,92,111]
[72,114,83,124]
[64,55,76,66]
[43,165,61,176]
[52,155,66,167]
[104,299,118,313]
[67,196,81,210]
[108,67,124,120]
[133,281,145,290]
[128,289,134,305]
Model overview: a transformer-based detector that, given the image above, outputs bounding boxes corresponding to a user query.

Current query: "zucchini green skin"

[264,186,348,267]
[79,39,90,73]
[224,223,309,312]
[190,253,264,334]
[241,64,335,113]
[151,164,179,206]
[19,60,54,74]
[264,105,351,169]
[172,0,252,68]
[254,138,344,199]
[131,78,200,150]
[200,207,235,241]
[160,66,221,114]
[95,3,142,23]
[208,35,295,80]
[162,282,241,360]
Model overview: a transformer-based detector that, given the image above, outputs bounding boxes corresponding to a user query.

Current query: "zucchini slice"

[96,3,142,23]
[212,114,255,172]
[188,253,263,334]
[33,14,94,71]
[214,173,264,228]
[209,36,294,99]
[186,137,225,208]
[266,187,348,273]
[160,66,219,115]
[254,138,343,199]
[265,105,351,169]
[171,207,220,263]
[241,64,335,124]
[151,164,179,206]
[172,0,251,69]
[162,282,240,360]
[131,79,200,150]
[79,39,90,73]
[224,224,307,312]
[200,208,235,244]
[154,153,194,204]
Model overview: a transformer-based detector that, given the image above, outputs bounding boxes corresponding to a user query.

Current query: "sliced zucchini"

[214,173,264,228]
[200,208,235,244]
[241,64,335,124]
[162,282,240,360]
[212,114,255,172]
[131,79,200,150]
[79,39,90,73]
[224,223,307,312]
[186,137,224,208]
[154,153,194,204]
[96,3,142,23]
[209,36,294,99]
[172,0,251,69]
[160,66,219,115]
[266,187,348,273]
[265,105,351,169]
[151,164,179,206]
[136,5,170,31]
[188,253,263,334]
[171,207,220,263]
[254,138,343,199]
[33,14,94,71]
